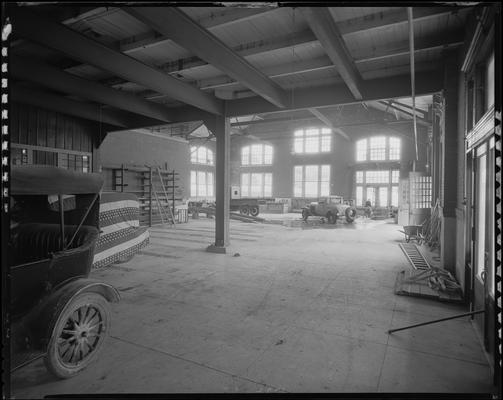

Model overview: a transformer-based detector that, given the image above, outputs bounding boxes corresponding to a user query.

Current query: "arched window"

[355,136,401,161]
[241,144,273,166]
[190,146,214,165]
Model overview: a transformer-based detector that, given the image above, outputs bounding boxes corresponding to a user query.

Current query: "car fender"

[25,278,120,347]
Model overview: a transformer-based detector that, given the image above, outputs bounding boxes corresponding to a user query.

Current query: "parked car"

[9,165,120,379]
[302,196,357,223]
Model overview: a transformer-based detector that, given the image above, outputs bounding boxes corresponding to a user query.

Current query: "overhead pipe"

[407,7,419,168]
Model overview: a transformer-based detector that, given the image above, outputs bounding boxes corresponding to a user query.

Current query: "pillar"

[440,49,459,273]
[205,113,230,253]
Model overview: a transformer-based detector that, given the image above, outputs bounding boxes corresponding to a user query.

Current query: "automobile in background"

[302,196,357,224]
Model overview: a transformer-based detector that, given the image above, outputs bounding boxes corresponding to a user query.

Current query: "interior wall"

[99,130,190,200]
[10,102,95,153]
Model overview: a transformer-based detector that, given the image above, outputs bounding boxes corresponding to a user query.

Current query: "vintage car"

[9,165,120,379]
[301,196,357,224]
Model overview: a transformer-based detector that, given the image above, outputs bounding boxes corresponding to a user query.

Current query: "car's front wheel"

[44,292,111,379]
[345,207,357,223]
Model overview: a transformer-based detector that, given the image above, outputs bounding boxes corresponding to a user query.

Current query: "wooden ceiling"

[8,4,473,138]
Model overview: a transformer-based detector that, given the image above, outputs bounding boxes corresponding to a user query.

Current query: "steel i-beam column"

[440,49,459,273]
[206,113,230,253]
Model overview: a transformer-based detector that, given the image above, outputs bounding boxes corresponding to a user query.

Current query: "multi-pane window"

[241,173,272,198]
[369,136,386,160]
[356,139,367,161]
[294,128,332,154]
[354,169,400,207]
[241,144,273,166]
[190,170,214,198]
[190,146,214,165]
[389,138,401,160]
[293,165,330,198]
[365,170,389,184]
[59,154,90,173]
[355,137,401,161]
[410,175,432,209]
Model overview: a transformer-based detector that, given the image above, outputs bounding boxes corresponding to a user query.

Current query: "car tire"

[239,206,249,215]
[44,292,111,379]
[345,207,357,223]
[249,206,259,217]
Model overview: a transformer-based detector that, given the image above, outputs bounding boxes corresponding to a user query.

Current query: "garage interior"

[3,3,501,397]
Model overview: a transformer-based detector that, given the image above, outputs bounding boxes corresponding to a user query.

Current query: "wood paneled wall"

[10,102,95,153]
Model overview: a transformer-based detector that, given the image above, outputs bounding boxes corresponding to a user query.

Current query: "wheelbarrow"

[399,225,424,244]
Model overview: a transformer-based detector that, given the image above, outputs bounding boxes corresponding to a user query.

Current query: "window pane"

[190,147,197,163]
[391,170,400,183]
[207,172,214,197]
[366,187,375,206]
[321,134,331,152]
[391,186,399,207]
[356,171,364,184]
[320,165,330,182]
[379,187,388,207]
[366,170,389,184]
[305,181,318,197]
[197,147,206,164]
[197,171,206,196]
[250,173,263,197]
[294,182,303,197]
[264,173,272,197]
[356,186,363,206]
[190,171,197,197]
[207,149,214,165]
[304,135,319,153]
[389,137,401,160]
[320,182,329,196]
[370,136,386,160]
[241,173,250,197]
[305,165,318,182]
[251,144,262,165]
[264,145,273,165]
[294,166,303,182]
[356,139,367,161]
[294,138,303,153]
[241,146,250,165]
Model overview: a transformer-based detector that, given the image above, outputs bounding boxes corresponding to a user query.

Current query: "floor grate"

[399,243,431,270]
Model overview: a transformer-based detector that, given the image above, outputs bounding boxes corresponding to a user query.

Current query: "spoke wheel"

[240,206,249,215]
[249,206,259,217]
[44,292,110,379]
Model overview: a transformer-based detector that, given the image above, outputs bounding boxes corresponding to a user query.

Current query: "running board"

[399,243,430,270]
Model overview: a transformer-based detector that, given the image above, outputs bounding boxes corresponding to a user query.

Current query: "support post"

[440,49,459,273]
[206,113,230,253]
[149,166,153,227]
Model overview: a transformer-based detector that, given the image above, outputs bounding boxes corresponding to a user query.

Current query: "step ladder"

[155,167,176,227]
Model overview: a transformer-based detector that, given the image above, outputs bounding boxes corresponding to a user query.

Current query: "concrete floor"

[10,216,494,396]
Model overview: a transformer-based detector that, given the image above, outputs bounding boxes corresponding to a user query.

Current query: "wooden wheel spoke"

[83,307,98,325]
[88,320,104,332]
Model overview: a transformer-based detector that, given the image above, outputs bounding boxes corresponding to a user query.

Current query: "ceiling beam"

[389,100,428,116]
[301,7,364,100]
[119,7,276,53]
[10,55,173,124]
[379,101,430,126]
[98,6,465,89]
[11,84,161,129]
[125,7,289,108]
[11,7,224,115]
[336,6,466,36]
[225,69,442,118]
[308,108,350,140]
[186,29,463,92]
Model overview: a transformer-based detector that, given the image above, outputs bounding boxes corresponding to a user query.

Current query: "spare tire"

[345,207,357,223]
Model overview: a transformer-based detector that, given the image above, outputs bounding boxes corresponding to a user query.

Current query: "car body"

[302,196,357,223]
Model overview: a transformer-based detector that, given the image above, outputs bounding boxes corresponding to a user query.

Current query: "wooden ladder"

[155,166,176,227]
